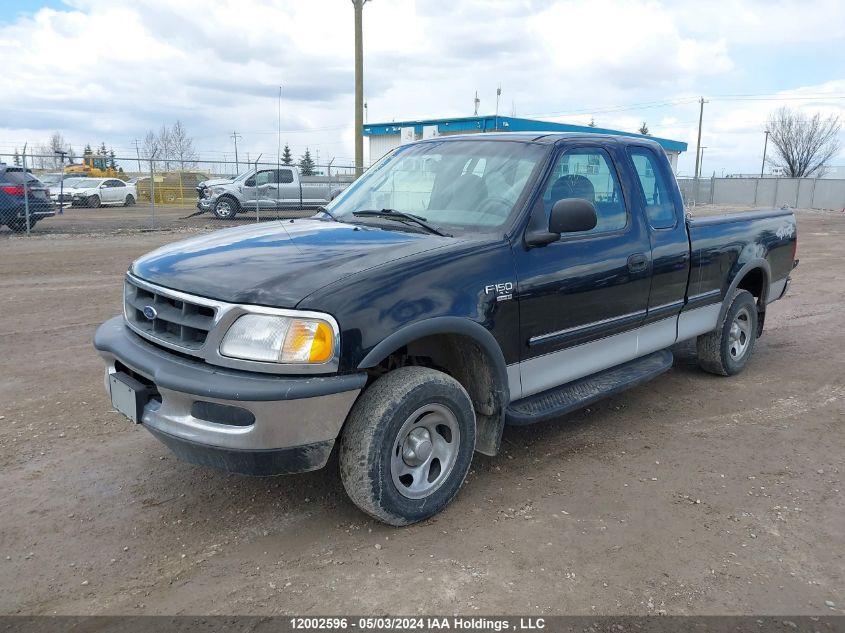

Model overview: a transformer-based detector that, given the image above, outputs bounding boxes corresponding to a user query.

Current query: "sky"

[2,0,844,176]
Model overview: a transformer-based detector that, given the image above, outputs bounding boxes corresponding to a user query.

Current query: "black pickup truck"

[95,133,797,525]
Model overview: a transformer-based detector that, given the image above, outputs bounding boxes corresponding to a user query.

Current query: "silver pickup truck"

[196,167,350,219]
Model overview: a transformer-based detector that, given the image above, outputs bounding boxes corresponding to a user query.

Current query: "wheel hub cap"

[728,307,751,359]
[402,427,432,466]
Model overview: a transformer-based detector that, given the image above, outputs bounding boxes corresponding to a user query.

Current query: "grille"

[124,278,217,352]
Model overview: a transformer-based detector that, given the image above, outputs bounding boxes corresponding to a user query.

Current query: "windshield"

[73,178,103,188]
[327,140,546,233]
[63,178,86,187]
[39,174,62,185]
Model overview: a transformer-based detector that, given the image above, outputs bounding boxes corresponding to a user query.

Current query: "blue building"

[364,115,688,172]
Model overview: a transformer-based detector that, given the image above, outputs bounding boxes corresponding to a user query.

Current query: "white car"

[68,178,137,208]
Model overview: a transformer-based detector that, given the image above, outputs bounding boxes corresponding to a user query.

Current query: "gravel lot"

[0,209,842,615]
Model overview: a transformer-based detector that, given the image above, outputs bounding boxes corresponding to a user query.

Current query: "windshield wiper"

[316,205,339,222]
[352,209,451,237]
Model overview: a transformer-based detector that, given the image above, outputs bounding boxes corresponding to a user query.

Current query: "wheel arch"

[357,317,509,457]
[719,259,771,326]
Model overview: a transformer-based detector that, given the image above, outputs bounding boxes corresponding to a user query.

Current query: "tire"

[7,218,37,233]
[88,195,101,208]
[697,289,758,376]
[340,366,476,526]
[124,195,135,207]
[212,197,239,219]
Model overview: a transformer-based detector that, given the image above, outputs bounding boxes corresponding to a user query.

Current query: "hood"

[130,219,458,307]
[198,178,234,189]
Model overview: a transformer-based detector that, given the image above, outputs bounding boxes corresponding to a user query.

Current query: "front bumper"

[197,198,214,211]
[94,316,366,475]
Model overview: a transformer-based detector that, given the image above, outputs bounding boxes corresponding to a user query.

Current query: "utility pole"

[231,131,242,174]
[352,0,368,176]
[133,139,142,172]
[495,85,501,130]
[698,147,707,179]
[693,97,708,182]
[760,130,770,177]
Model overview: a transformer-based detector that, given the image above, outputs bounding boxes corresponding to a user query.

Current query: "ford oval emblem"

[142,305,158,320]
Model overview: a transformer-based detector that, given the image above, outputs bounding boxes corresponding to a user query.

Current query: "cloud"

[0,0,843,175]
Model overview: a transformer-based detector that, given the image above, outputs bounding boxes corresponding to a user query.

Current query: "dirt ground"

[0,209,842,616]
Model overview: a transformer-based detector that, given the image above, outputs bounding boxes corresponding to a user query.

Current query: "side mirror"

[549,198,597,233]
[100,183,107,188]
[524,198,598,247]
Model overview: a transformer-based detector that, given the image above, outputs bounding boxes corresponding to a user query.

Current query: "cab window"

[542,147,627,235]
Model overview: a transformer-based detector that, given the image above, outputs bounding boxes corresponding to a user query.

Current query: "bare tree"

[141,130,160,170]
[170,120,198,170]
[157,125,173,170]
[766,107,841,177]
[638,122,650,136]
[35,131,75,170]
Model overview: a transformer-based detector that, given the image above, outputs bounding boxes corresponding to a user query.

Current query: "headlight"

[219,314,336,365]
[211,187,224,196]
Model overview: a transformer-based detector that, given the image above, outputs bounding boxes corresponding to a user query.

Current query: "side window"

[543,147,626,235]
[279,169,294,184]
[254,170,275,186]
[628,148,676,229]
[111,180,125,188]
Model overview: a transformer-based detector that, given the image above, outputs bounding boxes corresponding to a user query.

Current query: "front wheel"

[212,197,239,219]
[88,195,101,208]
[697,289,758,376]
[124,194,135,207]
[340,367,476,526]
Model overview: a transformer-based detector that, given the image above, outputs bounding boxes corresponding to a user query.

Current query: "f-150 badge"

[485,282,514,302]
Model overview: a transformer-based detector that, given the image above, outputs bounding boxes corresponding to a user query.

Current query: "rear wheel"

[7,217,37,233]
[124,194,135,207]
[340,367,476,526]
[212,197,239,219]
[697,289,758,376]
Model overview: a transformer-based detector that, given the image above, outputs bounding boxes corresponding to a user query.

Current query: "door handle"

[627,253,649,273]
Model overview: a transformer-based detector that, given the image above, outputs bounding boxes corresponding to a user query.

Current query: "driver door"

[511,142,653,399]
[242,169,278,208]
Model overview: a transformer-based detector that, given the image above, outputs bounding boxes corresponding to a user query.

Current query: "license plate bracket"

[109,371,152,424]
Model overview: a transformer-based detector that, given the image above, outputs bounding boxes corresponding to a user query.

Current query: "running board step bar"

[505,349,674,426]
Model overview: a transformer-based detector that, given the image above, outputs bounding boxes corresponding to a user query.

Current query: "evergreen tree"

[83,144,93,157]
[98,142,108,156]
[638,122,650,136]
[13,148,21,166]
[281,143,293,165]
[108,149,117,170]
[588,117,596,128]
[298,148,315,176]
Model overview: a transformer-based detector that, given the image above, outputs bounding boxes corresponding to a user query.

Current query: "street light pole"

[760,130,770,178]
[352,0,368,176]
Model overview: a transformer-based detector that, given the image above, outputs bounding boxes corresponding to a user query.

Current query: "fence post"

[773,177,780,208]
[149,159,156,229]
[709,175,715,204]
[753,178,759,207]
[21,147,31,236]
[810,177,817,210]
[795,179,801,208]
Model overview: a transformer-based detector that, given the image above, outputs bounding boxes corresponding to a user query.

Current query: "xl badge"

[142,305,158,320]
[485,282,514,302]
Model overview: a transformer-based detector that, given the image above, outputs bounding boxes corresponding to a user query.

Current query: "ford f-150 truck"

[95,133,797,525]
[196,166,350,219]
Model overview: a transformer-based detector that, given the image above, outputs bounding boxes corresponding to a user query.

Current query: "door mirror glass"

[550,198,598,233]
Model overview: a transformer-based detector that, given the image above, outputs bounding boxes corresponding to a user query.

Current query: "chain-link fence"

[1,152,358,235]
